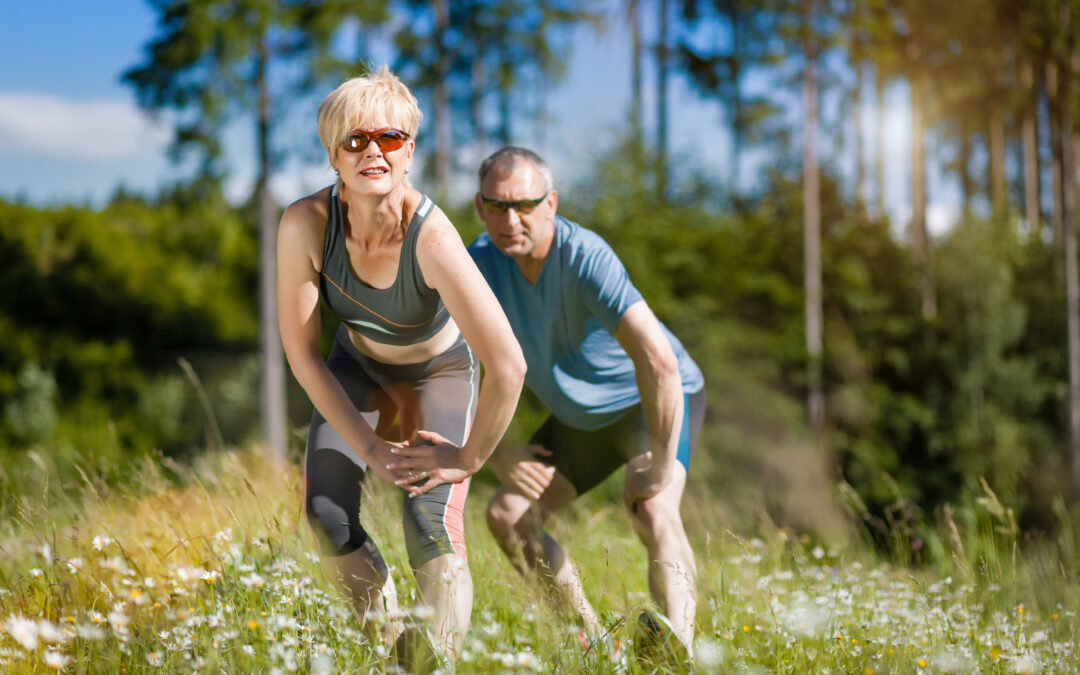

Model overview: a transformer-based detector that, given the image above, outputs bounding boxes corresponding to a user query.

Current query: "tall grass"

[0,443,1077,673]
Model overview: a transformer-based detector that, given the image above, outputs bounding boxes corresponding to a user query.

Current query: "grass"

[0,444,1077,673]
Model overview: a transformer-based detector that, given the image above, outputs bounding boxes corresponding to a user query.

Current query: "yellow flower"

[864,668,874,675]
[851,638,858,645]
[1053,613,1060,620]
[990,645,1003,660]
[742,625,750,632]
[917,658,928,668]
[248,619,259,630]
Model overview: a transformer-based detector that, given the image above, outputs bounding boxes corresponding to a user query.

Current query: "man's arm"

[615,301,684,505]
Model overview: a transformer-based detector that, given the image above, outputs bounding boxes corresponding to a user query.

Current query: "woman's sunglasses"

[342,128,411,153]
[480,192,549,214]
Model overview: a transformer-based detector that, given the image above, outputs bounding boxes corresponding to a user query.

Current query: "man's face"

[474,162,557,262]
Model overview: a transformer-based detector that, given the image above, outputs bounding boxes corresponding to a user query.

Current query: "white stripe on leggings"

[441,342,477,557]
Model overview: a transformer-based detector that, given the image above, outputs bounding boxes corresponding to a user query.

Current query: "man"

[467,147,706,656]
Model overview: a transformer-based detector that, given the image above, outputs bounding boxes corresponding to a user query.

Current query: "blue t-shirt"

[468,216,704,431]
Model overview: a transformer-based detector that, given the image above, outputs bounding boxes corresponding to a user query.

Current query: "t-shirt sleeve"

[577,236,644,335]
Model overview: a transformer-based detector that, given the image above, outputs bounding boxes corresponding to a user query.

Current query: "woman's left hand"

[388,429,472,497]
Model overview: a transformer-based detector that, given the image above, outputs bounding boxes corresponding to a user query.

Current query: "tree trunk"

[256,37,286,457]
[1068,129,1080,495]
[1022,59,1041,236]
[854,61,866,218]
[1049,61,1064,244]
[433,0,450,200]
[657,0,669,200]
[471,56,487,161]
[875,68,886,220]
[989,109,1007,217]
[630,0,642,143]
[959,119,972,219]
[910,74,936,320]
[804,0,824,432]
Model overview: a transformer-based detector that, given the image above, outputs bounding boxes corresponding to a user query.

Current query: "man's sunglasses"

[342,128,411,153]
[480,192,549,214]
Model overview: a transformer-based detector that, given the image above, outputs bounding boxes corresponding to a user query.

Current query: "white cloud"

[0,91,170,160]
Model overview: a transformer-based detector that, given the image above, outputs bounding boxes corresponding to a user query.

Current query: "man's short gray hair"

[478,147,555,193]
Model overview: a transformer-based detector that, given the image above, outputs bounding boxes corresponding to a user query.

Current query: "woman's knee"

[485,491,535,542]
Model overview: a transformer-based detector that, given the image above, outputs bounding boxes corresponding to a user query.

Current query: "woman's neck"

[339,182,409,244]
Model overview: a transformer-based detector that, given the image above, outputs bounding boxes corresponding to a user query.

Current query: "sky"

[0,0,953,233]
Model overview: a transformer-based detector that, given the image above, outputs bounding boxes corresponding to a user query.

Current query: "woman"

[276,66,525,660]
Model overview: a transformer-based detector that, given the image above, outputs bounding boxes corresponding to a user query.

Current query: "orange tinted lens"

[344,129,409,153]
[373,131,408,152]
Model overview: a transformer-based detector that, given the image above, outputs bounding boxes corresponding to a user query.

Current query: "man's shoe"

[633,608,692,666]
[392,625,443,674]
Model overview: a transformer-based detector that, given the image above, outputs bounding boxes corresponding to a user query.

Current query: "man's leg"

[486,474,606,637]
[626,461,696,646]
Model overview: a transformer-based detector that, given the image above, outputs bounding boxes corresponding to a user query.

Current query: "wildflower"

[103,557,126,573]
[241,573,265,588]
[28,569,43,579]
[40,543,51,561]
[200,570,220,584]
[107,610,130,632]
[74,624,105,641]
[812,546,825,560]
[5,616,39,650]
[694,638,724,670]
[37,620,65,644]
[43,651,69,669]
[147,651,163,666]
[242,645,255,656]
[1012,654,1040,674]
[515,651,541,670]
[65,558,83,574]
[990,645,1004,660]
[92,536,113,551]
[917,658,928,667]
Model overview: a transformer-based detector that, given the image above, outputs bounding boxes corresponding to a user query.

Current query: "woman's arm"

[392,208,526,496]
[276,197,400,483]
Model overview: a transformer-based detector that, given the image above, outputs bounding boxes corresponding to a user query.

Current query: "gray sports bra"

[319,185,450,346]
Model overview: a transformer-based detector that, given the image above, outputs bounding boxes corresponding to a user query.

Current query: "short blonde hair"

[317,66,422,151]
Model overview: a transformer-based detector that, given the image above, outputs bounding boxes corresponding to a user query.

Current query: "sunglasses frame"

[341,128,411,153]
[480,192,550,215]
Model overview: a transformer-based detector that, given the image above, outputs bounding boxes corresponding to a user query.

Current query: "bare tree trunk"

[1022,59,1041,235]
[959,119,972,219]
[804,0,824,432]
[1050,61,1064,243]
[630,0,642,143]
[875,69,886,219]
[657,0,669,200]
[990,109,1007,216]
[1067,132,1080,495]
[471,57,487,161]
[854,61,867,218]
[256,37,286,457]
[910,74,936,320]
[433,0,450,200]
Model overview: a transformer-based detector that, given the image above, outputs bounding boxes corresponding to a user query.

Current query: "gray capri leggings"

[304,325,479,568]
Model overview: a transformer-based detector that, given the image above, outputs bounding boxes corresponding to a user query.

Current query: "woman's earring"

[405,168,410,174]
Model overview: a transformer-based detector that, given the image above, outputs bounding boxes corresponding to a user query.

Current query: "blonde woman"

[276,67,525,661]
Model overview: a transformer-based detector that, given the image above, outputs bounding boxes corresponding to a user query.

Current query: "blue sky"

[0,0,951,231]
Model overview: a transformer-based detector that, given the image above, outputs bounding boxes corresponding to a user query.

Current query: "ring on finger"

[421,470,428,479]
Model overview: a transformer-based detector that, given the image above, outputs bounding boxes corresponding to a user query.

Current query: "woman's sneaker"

[577,630,628,673]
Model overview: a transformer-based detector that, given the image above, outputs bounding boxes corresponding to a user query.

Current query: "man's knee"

[628,494,680,539]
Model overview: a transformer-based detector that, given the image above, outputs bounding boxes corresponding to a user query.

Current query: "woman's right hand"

[366,440,412,485]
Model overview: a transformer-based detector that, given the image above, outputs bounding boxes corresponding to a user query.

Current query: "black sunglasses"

[480,192,549,214]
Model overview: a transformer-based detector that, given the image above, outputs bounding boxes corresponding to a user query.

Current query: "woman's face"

[328,119,414,196]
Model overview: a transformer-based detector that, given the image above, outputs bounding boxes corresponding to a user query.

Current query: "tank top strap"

[402,194,435,289]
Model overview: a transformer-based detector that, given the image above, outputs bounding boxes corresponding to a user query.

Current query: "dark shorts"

[529,387,706,495]
[303,325,478,568]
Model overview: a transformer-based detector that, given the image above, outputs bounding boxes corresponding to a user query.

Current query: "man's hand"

[623,452,673,512]
[491,444,556,501]
[386,429,471,497]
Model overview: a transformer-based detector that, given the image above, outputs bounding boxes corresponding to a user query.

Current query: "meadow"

[0,442,1077,674]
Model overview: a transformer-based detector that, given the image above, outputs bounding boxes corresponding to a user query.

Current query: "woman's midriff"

[347,316,462,364]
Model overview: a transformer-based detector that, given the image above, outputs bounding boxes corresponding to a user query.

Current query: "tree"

[803,0,824,431]
[676,0,780,197]
[124,0,383,456]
